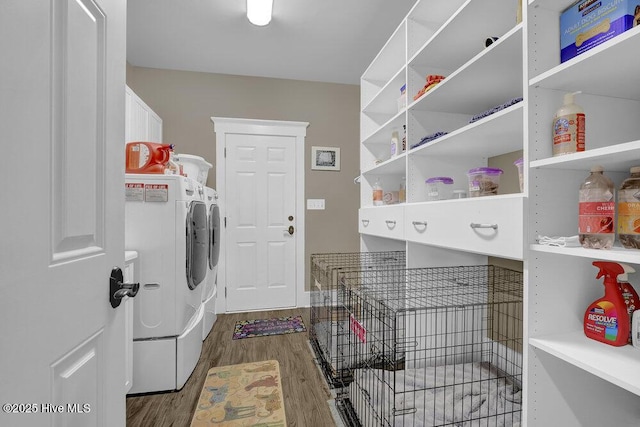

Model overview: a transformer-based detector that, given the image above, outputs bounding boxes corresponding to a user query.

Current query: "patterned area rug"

[232,315,306,340]
[191,360,287,427]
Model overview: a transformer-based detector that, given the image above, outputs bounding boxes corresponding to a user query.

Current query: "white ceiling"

[127,0,417,85]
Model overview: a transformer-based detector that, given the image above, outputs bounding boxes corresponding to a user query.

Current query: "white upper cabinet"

[125,85,163,144]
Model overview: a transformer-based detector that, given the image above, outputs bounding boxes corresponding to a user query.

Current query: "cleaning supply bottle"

[517,0,523,24]
[618,166,640,249]
[399,176,406,203]
[584,261,629,346]
[552,91,585,156]
[632,310,640,349]
[579,165,615,249]
[373,178,383,206]
[165,150,180,175]
[390,128,399,158]
[617,263,638,344]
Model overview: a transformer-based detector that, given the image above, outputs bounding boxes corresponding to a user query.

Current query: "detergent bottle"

[126,142,175,174]
[552,91,585,156]
[584,261,629,346]
[617,263,639,344]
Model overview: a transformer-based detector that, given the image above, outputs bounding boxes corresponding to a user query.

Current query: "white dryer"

[124,174,207,394]
[202,186,220,340]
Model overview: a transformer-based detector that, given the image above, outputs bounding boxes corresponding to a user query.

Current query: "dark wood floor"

[126,308,337,427]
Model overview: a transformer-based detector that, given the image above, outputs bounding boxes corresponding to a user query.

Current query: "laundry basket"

[176,153,212,185]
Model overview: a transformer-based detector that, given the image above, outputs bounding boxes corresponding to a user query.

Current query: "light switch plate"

[307,199,325,210]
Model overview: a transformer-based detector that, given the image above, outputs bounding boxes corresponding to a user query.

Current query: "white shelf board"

[362,153,406,176]
[530,331,640,396]
[361,111,391,127]
[362,111,406,146]
[410,102,524,158]
[529,26,640,100]
[408,192,524,206]
[361,77,386,90]
[409,25,523,115]
[362,66,406,115]
[362,20,407,84]
[406,0,468,59]
[360,204,405,211]
[530,244,640,264]
[410,1,519,71]
[530,140,640,172]
[408,241,524,261]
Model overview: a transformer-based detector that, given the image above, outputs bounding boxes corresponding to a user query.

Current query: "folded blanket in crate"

[350,362,521,426]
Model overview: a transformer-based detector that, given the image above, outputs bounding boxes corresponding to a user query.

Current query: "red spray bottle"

[584,261,629,346]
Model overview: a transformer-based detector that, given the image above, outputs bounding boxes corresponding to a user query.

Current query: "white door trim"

[211,117,309,313]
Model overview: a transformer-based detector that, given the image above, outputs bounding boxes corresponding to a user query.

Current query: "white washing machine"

[202,187,220,340]
[124,174,207,394]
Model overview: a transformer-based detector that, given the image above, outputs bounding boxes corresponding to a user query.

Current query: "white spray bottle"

[620,263,640,348]
[552,91,585,156]
[617,264,638,345]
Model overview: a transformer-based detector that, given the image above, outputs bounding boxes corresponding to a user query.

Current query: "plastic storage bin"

[425,177,454,200]
[176,154,212,185]
[467,167,503,197]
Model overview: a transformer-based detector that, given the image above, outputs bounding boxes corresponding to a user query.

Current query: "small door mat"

[232,315,306,340]
[190,360,287,426]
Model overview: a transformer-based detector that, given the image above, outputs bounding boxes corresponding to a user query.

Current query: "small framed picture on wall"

[311,146,340,171]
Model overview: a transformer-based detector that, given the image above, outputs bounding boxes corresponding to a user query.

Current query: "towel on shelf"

[414,75,446,101]
[469,97,524,123]
[410,131,448,149]
[537,235,581,247]
[350,363,522,426]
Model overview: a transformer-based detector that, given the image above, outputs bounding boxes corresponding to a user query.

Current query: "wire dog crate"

[309,251,406,388]
[336,265,523,427]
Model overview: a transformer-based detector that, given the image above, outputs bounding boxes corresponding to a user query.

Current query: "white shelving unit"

[360,0,640,424]
[360,0,525,266]
[527,0,640,424]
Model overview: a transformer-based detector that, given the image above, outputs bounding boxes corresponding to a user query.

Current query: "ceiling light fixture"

[247,0,273,26]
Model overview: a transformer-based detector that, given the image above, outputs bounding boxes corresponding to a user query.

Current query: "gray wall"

[488,150,524,272]
[126,66,361,292]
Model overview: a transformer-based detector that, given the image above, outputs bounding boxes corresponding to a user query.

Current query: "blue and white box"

[560,0,640,63]
[397,84,407,113]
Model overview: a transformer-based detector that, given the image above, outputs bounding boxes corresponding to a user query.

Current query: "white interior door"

[0,0,127,426]
[225,133,298,312]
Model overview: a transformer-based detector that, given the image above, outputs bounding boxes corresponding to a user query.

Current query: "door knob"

[288,225,294,235]
[109,267,140,308]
